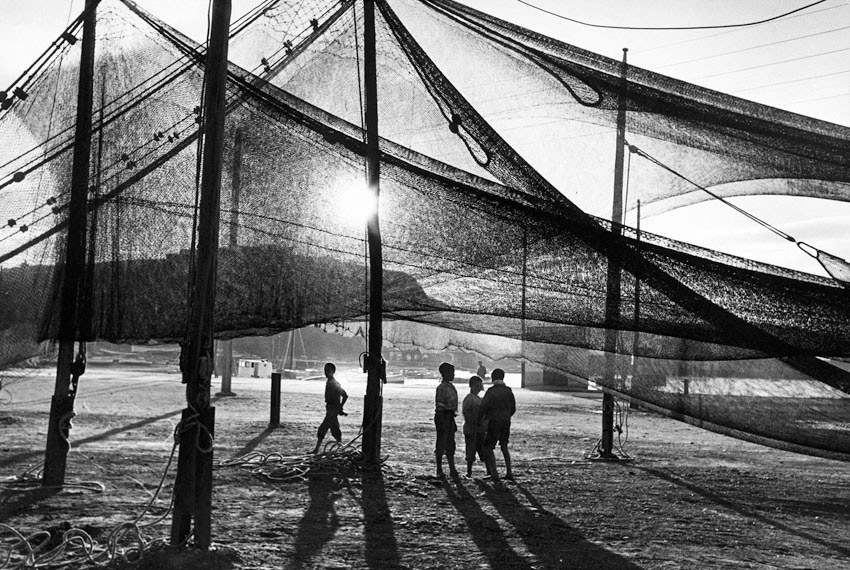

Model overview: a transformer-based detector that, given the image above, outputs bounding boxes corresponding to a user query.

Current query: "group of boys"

[434,361,515,481]
[310,360,516,483]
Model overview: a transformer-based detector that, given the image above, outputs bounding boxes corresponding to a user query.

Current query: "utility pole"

[360,0,385,464]
[43,0,98,488]
[171,0,231,549]
[601,48,628,458]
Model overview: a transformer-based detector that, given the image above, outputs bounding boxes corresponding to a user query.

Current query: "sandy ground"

[2,364,850,569]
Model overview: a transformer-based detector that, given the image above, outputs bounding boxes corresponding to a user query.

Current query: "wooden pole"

[270,372,281,426]
[43,0,98,488]
[361,0,384,464]
[601,48,628,458]
[217,128,242,397]
[630,200,641,408]
[171,0,231,549]
[520,226,527,388]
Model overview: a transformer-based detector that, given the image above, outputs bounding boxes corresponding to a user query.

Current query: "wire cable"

[514,0,830,31]
[625,141,850,269]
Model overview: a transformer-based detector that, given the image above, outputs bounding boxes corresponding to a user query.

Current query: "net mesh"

[0,0,849,461]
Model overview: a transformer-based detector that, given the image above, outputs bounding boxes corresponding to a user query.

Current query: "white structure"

[237,359,274,378]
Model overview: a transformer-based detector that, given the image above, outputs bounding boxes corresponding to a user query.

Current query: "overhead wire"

[638,2,848,55]
[513,0,830,31]
[653,26,849,70]
[690,47,850,81]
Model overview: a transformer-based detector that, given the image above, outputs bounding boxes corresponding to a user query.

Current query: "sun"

[334,181,379,228]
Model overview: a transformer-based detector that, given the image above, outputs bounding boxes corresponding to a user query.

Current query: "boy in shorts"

[480,368,515,481]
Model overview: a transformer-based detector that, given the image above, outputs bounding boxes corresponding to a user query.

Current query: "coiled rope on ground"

[217,436,385,482]
[0,410,206,569]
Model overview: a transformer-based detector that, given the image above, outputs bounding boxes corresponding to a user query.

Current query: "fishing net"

[0,0,848,460]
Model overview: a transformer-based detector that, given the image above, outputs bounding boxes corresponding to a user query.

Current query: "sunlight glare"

[335,183,378,227]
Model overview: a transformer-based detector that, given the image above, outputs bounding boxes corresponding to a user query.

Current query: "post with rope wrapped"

[600,48,629,458]
[361,0,385,465]
[170,0,231,549]
[43,0,98,488]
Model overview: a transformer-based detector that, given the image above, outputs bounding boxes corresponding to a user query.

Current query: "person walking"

[434,362,459,478]
[462,375,489,478]
[311,362,348,454]
[480,368,515,481]
[476,360,487,381]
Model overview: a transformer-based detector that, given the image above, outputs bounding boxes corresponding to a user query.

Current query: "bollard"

[270,372,281,426]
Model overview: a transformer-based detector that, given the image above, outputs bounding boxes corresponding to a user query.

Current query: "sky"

[1,0,848,276]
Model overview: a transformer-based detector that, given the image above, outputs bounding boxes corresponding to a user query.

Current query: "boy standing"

[462,375,488,478]
[480,368,516,481]
[434,362,459,477]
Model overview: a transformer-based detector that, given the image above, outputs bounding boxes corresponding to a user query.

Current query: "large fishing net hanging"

[0,0,849,461]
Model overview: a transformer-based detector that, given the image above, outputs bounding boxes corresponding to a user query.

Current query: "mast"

[43,0,98,488]
[600,48,628,458]
[171,0,231,549]
[361,0,385,464]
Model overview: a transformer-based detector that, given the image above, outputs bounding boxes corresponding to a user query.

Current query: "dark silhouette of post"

[270,372,281,426]
[361,0,384,464]
[171,0,231,549]
[43,0,98,488]
[601,48,629,457]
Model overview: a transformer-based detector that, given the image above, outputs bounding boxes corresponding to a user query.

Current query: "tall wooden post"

[361,0,385,464]
[520,226,528,388]
[171,0,231,549]
[601,48,628,457]
[43,0,98,488]
[217,128,242,397]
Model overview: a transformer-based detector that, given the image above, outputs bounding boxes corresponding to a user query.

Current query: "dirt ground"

[2,363,850,570]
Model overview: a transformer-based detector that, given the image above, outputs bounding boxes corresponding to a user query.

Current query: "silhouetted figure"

[480,368,515,481]
[434,362,459,477]
[312,362,348,454]
[462,375,489,478]
[476,360,487,381]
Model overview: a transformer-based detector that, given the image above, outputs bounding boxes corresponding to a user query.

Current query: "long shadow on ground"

[475,479,642,570]
[0,408,186,469]
[286,474,343,570]
[1,396,225,469]
[636,465,850,559]
[229,425,276,459]
[0,488,59,523]
[361,470,402,569]
[444,476,532,570]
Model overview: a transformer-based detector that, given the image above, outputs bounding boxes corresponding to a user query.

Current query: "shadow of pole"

[228,425,277,459]
[444,477,531,570]
[0,487,60,523]
[0,406,190,469]
[477,481,643,570]
[286,474,342,570]
[635,465,850,559]
[361,470,402,569]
